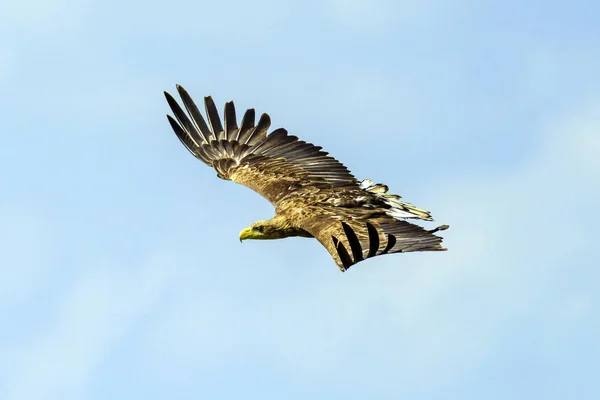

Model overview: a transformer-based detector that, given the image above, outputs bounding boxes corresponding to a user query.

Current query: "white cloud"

[0,206,53,312]
[3,251,175,400]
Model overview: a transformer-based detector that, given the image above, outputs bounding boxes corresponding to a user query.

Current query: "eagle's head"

[239,220,289,241]
[239,218,312,242]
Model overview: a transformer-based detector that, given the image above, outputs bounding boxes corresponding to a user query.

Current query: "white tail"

[360,179,434,221]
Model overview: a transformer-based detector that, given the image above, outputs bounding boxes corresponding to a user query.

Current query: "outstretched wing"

[164,85,358,205]
[292,205,448,271]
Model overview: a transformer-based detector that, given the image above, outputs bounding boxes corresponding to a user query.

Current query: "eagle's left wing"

[164,85,359,206]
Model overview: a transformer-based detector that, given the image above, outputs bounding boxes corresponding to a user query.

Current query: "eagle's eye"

[254,225,264,233]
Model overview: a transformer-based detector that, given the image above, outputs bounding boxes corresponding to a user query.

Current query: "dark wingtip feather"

[175,85,192,101]
[164,91,201,143]
[164,90,179,111]
[204,96,224,138]
[244,113,271,146]
[236,108,256,142]
[174,86,212,142]
[167,115,201,159]
[224,101,238,140]
[256,113,271,132]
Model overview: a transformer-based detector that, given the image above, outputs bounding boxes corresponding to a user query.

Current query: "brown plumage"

[165,85,449,271]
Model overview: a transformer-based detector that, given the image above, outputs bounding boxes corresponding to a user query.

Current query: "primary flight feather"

[165,85,448,271]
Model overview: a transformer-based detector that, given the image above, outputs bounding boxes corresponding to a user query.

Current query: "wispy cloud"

[3,252,174,400]
[0,206,53,313]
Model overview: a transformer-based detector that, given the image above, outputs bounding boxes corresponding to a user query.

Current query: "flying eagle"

[164,85,448,271]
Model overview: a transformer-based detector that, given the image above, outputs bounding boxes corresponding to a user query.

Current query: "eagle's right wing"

[294,206,448,271]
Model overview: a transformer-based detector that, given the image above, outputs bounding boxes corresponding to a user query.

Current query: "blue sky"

[1,0,599,399]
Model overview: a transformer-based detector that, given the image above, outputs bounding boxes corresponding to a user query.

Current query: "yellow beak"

[239,227,252,242]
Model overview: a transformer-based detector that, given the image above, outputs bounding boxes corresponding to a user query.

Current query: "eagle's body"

[165,85,448,271]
